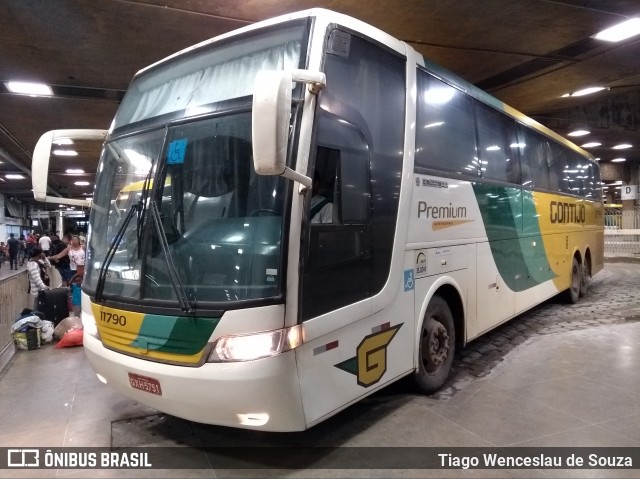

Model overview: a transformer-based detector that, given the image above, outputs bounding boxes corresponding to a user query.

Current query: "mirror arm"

[291,70,326,94]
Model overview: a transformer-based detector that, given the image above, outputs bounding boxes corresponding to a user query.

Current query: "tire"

[414,295,455,394]
[579,260,590,297]
[565,257,581,304]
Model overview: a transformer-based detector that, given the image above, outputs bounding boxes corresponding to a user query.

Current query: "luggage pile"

[11,309,52,350]
[13,293,83,350]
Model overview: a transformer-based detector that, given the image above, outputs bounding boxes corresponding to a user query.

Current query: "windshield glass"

[86,113,288,306]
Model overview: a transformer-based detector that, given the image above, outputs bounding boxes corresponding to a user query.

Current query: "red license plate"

[128,373,162,396]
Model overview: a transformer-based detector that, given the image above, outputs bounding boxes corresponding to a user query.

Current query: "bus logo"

[417,201,474,230]
[334,323,403,387]
[415,252,427,277]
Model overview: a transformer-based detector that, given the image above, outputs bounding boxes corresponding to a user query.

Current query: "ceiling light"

[581,142,601,148]
[74,181,90,186]
[611,158,626,162]
[594,18,640,42]
[5,81,53,96]
[568,130,590,137]
[563,87,607,97]
[53,138,74,145]
[612,144,632,150]
[53,149,78,156]
[5,174,26,179]
[65,168,85,174]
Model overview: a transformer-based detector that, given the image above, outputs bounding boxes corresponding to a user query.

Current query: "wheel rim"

[571,262,580,296]
[422,317,449,373]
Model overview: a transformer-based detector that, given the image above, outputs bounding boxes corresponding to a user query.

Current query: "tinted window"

[301,31,405,320]
[416,70,477,175]
[516,124,551,190]
[475,102,521,183]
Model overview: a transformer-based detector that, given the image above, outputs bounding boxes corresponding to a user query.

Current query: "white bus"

[33,9,603,431]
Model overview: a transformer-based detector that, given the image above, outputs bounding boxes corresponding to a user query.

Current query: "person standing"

[27,247,51,310]
[18,235,27,266]
[38,232,52,256]
[49,235,85,279]
[25,233,37,258]
[49,234,73,283]
[7,233,19,270]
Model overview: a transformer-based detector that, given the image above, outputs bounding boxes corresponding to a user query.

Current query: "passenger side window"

[516,124,551,190]
[416,70,477,175]
[475,102,521,184]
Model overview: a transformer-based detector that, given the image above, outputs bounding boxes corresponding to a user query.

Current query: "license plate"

[128,373,162,396]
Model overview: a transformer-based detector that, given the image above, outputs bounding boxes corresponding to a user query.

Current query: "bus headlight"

[208,325,302,362]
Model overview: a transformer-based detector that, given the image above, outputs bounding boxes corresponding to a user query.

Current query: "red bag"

[55,327,83,348]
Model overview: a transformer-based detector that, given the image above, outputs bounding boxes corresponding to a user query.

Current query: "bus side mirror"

[33,129,107,207]
[252,69,326,189]
[252,70,292,177]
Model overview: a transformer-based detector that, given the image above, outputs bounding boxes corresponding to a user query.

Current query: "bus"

[33,9,603,431]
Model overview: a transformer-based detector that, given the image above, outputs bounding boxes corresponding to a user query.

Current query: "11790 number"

[100,311,127,327]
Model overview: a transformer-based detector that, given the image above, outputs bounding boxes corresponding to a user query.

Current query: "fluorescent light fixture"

[53,149,78,156]
[53,138,74,145]
[564,87,606,97]
[5,174,25,180]
[5,81,53,96]
[510,142,526,148]
[65,168,85,174]
[594,18,640,42]
[424,121,445,128]
[611,158,626,162]
[581,142,601,148]
[612,143,632,149]
[568,130,590,137]
[74,181,91,186]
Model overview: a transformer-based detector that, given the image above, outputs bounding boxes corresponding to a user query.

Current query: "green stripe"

[473,184,554,291]
[130,315,220,355]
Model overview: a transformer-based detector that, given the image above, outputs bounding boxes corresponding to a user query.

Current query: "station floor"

[1,262,640,478]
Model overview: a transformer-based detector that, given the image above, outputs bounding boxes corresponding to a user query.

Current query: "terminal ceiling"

[0,0,638,207]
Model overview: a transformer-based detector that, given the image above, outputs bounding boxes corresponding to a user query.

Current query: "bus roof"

[134,8,594,164]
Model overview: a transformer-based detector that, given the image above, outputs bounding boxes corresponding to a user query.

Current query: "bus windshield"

[85,112,288,307]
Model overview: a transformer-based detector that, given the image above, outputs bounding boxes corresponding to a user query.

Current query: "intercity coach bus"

[33,8,603,431]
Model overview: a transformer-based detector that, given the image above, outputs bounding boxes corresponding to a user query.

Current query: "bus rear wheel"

[580,260,590,297]
[565,257,582,304]
[414,296,455,394]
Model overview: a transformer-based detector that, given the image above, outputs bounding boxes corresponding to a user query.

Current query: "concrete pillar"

[56,211,64,237]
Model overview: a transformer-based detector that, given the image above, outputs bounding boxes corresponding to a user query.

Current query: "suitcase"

[37,288,69,326]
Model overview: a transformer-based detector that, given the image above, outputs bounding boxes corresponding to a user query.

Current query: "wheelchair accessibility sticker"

[404,269,414,292]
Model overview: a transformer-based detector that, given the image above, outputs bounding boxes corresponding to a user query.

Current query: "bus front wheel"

[414,296,455,394]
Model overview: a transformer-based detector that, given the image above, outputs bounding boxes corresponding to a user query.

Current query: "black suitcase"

[37,288,69,326]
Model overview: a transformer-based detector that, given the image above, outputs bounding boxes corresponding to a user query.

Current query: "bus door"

[294,29,408,426]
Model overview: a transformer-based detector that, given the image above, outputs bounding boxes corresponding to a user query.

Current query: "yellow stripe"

[90,303,205,364]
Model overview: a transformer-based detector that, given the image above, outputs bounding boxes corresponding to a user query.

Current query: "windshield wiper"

[149,200,195,313]
[95,200,142,302]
